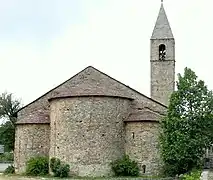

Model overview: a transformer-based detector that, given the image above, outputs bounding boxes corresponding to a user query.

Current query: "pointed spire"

[151,3,174,39]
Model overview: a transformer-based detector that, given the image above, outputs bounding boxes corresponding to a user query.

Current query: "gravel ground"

[208,171,213,180]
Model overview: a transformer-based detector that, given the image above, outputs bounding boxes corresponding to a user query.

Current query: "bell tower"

[150,1,175,106]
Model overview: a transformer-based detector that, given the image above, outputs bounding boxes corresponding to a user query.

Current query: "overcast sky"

[0,0,213,105]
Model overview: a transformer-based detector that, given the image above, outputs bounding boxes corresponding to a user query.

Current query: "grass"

[0,174,173,180]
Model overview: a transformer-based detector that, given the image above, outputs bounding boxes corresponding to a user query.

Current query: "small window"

[132,132,135,139]
[142,165,146,173]
[159,44,166,60]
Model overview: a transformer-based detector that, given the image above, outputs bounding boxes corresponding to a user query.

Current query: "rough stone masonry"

[14,2,175,177]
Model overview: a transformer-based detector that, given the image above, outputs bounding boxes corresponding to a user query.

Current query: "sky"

[0,0,213,106]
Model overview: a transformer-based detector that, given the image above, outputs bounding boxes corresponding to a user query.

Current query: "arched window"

[159,44,166,60]
[142,165,146,173]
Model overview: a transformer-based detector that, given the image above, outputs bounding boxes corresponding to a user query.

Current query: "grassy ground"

[0,174,173,180]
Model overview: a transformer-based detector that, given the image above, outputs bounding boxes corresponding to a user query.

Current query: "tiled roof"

[125,108,164,122]
[16,66,167,125]
[16,112,49,124]
[17,66,167,114]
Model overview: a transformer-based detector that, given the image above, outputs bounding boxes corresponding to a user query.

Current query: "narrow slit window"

[132,132,135,139]
[142,165,146,173]
[159,44,166,60]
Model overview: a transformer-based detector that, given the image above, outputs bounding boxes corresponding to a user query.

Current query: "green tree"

[0,92,21,152]
[160,67,213,176]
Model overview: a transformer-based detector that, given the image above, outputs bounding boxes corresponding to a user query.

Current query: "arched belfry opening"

[159,44,166,60]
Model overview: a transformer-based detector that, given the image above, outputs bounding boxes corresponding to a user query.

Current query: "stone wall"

[151,60,175,106]
[150,39,175,106]
[125,121,161,175]
[49,96,132,177]
[15,66,167,176]
[14,124,50,173]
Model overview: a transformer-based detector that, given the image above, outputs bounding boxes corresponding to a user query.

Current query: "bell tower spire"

[150,2,175,106]
[151,2,174,40]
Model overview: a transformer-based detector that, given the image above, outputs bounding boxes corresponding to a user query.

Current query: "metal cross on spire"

[161,0,163,3]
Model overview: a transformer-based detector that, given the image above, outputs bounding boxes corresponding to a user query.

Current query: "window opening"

[159,44,166,60]
[142,165,146,173]
[132,132,135,139]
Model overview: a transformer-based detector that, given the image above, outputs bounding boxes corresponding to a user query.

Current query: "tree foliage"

[160,67,213,176]
[0,92,21,152]
[0,121,16,152]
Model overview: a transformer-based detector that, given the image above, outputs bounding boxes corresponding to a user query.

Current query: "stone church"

[14,2,175,177]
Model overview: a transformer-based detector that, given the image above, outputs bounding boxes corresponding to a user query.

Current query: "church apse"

[49,95,132,177]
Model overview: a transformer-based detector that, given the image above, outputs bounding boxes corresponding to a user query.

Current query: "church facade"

[14,2,175,177]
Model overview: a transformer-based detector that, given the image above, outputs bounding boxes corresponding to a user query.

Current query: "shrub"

[4,165,15,174]
[50,157,70,178]
[181,170,201,180]
[50,157,61,174]
[57,164,70,178]
[111,155,139,177]
[26,156,49,176]
[0,152,14,162]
